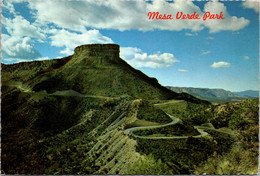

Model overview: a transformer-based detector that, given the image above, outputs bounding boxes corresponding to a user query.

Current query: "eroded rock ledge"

[74,44,120,58]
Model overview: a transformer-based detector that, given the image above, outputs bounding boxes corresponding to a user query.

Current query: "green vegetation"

[135,134,235,174]
[129,99,258,174]
[124,119,160,128]
[194,144,258,175]
[1,45,258,175]
[2,45,208,103]
[2,93,136,174]
[157,100,213,125]
[136,100,171,123]
[134,122,199,137]
[126,154,174,175]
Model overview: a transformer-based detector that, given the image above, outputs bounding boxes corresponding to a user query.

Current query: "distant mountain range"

[166,86,257,103]
[233,90,259,98]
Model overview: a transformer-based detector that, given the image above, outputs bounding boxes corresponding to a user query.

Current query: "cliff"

[71,44,120,66]
[74,44,119,58]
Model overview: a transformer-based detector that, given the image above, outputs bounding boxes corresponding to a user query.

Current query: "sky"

[1,0,259,92]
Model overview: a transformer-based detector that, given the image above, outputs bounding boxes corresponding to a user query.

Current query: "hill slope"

[166,86,250,103]
[1,44,210,174]
[2,44,257,175]
[2,44,207,104]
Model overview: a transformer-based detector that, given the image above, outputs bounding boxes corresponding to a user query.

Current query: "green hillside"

[2,44,207,104]
[1,44,258,175]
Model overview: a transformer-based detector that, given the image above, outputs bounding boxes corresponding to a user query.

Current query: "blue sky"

[1,0,259,92]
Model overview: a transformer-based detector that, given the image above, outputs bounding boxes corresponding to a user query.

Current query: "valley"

[1,44,258,175]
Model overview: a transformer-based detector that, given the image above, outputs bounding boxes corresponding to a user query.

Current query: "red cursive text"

[176,12,200,19]
[148,12,173,20]
[203,11,224,21]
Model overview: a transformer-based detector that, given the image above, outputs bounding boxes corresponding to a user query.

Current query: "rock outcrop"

[72,44,120,65]
[74,44,119,58]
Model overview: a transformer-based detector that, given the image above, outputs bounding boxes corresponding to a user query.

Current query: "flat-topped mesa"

[74,44,120,58]
[73,44,121,66]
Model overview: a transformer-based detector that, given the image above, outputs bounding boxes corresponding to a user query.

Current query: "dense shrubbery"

[157,101,214,125]
[135,127,237,174]
[33,96,104,135]
[194,144,258,175]
[127,154,174,175]
[134,122,199,137]
[137,100,171,123]
[2,45,258,175]
[1,92,131,174]
[133,99,258,175]
[2,85,258,175]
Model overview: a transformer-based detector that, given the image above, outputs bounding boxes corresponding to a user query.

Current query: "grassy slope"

[2,46,257,175]
[2,54,209,103]
[1,85,258,174]
[1,91,141,174]
[131,98,258,175]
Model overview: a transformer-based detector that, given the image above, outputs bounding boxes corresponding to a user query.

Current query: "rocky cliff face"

[71,44,120,66]
[74,44,119,58]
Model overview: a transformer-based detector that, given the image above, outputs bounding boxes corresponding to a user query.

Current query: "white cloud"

[2,0,252,64]
[204,1,250,33]
[2,34,42,62]
[4,0,27,2]
[35,57,50,61]
[243,56,250,60]
[1,13,46,62]
[2,56,50,64]
[49,29,113,55]
[2,15,46,39]
[185,32,198,36]
[120,47,179,68]
[25,0,249,33]
[242,1,259,13]
[60,48,73,56]
[185,33,193,36]
[211,61,231,68]
[178,69,188,72]
[207,36,215,40]
[201,50,211,55]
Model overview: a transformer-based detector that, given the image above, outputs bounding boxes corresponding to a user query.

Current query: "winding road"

[14,83,119,99]
[154,100,184,106]
[13,82,234,139]
[125,109,234,139]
